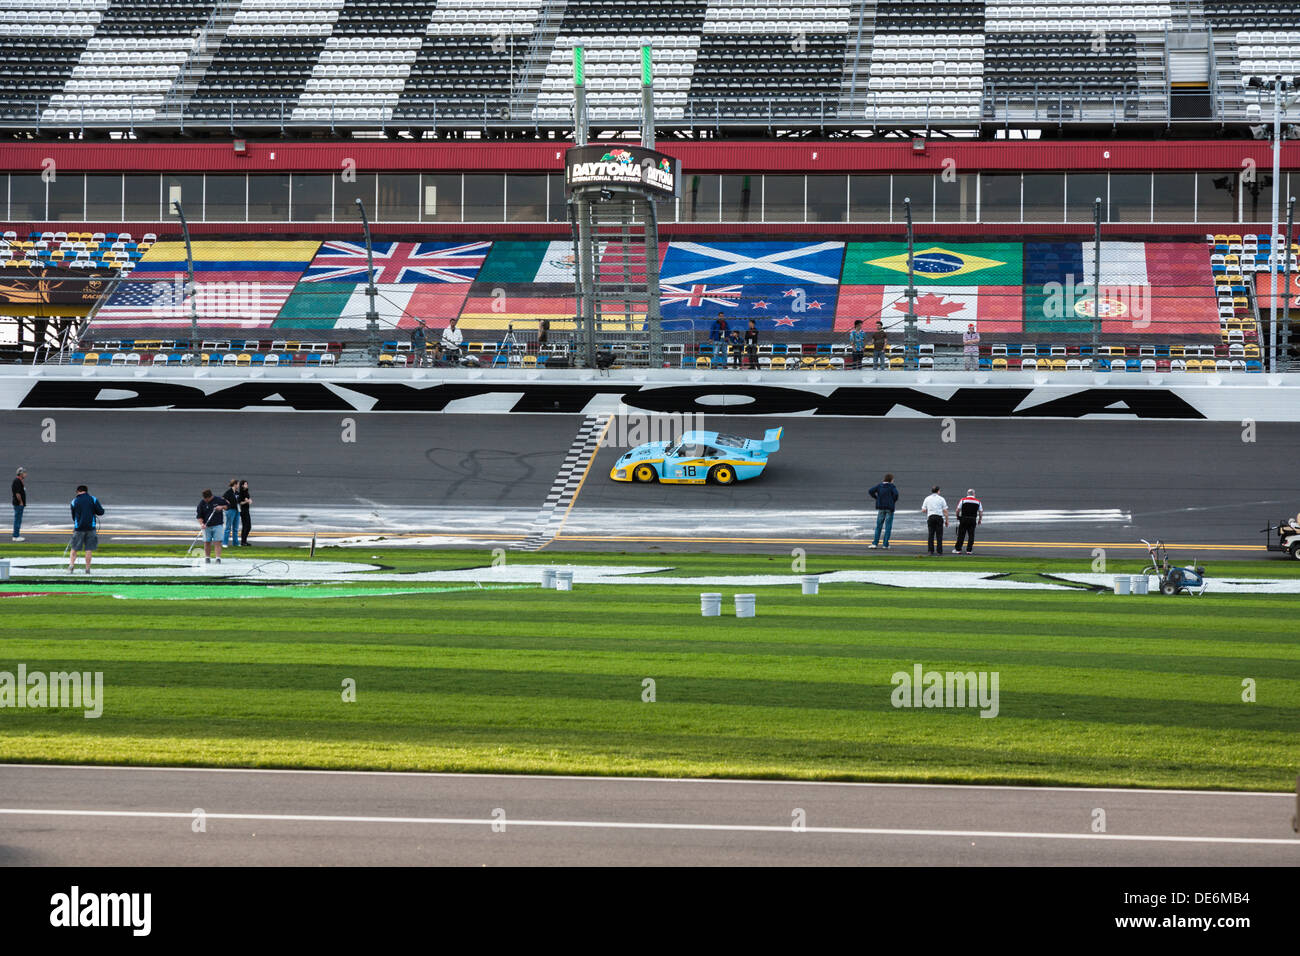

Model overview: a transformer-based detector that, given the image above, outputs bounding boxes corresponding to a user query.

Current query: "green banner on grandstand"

[843,242,1023,286]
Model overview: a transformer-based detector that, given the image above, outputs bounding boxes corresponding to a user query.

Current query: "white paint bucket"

[801,575,819,595]
[1114,576,1131,595]
[555,569,573,591]
[0,560,9,581]
[540,567,556,589]
[1132,575,1149,595]
[700,593,722,617]
[735,593,756,618]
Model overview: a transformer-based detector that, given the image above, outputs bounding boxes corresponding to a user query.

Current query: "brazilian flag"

[843,242,1023,285]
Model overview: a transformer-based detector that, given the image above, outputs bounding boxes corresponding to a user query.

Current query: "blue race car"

[610,427,782,485]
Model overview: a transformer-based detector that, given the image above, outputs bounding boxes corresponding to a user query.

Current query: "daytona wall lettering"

[14,380,1208,418]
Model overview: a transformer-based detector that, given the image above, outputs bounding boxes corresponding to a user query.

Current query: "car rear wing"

[757,427,782,454]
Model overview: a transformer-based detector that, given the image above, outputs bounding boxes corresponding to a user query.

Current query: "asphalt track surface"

[1,765,1296,866]
[2,411,1296,556]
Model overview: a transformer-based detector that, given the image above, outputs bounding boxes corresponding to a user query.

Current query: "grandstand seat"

[83,353,99,366]
[992,358,1007,371]
[263,354,280,367]
[320,353,336,366]
[110,352,128,366]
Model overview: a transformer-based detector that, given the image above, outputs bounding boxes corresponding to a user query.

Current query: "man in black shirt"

[197,489,227,564]
[954,489,983,554]
[743,320,759,369]
[11,466,26,542]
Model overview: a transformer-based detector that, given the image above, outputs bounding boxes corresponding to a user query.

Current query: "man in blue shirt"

[848,320,866,369]
[867,473,899,550]
[68,484,104,574]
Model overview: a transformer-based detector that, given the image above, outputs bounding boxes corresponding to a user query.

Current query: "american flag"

[302,241,490,284]
[660,284,742,309]
[93,277,292,328]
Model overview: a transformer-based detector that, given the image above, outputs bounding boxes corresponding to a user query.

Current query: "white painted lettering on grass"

[0,666,103,718]
[49,886,151,937]
[891,664,999,718]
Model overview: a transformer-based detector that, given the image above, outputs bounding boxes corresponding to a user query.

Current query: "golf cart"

[1261,515,1300,560]
[1140,539,1208,596]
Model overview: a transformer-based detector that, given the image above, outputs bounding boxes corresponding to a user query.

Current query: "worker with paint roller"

[196,489,227,565]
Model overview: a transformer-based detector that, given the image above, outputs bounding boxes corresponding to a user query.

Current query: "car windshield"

[715,434,747,449]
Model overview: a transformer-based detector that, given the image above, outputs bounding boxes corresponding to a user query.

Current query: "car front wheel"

[633,464,658,483]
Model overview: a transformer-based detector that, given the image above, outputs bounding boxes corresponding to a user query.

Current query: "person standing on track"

[954,489,983,554]
[867,473,899,550]
[921,485,949,556]
[197,489,226,565]
[68,484,104,574]
[744,319,759,368]
[238,479,252,547]
[11,466,27,542]
[221,478,241,548]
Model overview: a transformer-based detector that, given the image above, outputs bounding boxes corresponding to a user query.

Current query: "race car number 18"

[684,466,696,477]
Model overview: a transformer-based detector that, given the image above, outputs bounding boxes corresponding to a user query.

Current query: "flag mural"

[276,240,487,328]
[1254,271,1300,309]
[1023,241,1219,334]
[658,241,844,330]
[301,240,489,283]
[837,286,1023,334]
[95,240,320,329]
[837,242,1022,332]
[474,240,596,284]
[457,283,577,330]
[842,242,1023,286]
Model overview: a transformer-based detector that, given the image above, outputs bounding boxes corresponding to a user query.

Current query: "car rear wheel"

[1290,542,1300,560]
[1160,582,1178,596]
[709,465,736,485]
[633,464,657,483]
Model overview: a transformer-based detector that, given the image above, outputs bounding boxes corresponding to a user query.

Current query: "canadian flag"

[835,286,1023,333]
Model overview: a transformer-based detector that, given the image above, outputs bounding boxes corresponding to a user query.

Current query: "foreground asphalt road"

[0,765,1296,866]
[1,412,1296,556]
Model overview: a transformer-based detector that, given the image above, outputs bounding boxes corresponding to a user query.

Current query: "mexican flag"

[476,240,593,284]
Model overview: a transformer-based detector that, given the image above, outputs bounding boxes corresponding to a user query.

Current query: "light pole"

[172,199,199,362]
[355,198,380,366]
[903,197,917,369]
[1246,74,1299,372]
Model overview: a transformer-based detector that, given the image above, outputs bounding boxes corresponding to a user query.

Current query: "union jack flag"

[301,241,490,284]
[660,283,742,310]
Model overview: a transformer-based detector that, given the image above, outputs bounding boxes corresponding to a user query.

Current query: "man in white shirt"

[962,323,980,370]
[921,485,949,555]
[440,316,464,360]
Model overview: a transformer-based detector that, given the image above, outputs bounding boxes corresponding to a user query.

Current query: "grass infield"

[1,545,1297,790]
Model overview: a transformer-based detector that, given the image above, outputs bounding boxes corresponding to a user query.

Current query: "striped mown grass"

[1,550,1297,789]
